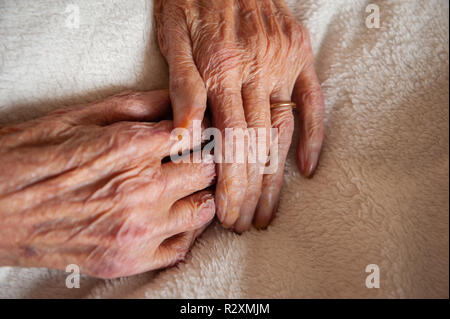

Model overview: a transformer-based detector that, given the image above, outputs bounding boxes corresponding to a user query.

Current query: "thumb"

[156,3,206,129]
[168,56,207,129]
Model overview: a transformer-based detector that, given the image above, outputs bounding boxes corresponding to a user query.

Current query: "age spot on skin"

[20,245,38,258]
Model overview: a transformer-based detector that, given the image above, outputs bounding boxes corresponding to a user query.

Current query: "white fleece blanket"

[0,0,448,298]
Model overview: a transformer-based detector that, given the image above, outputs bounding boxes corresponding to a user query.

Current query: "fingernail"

[302,149,320,178]
[253,207,271,230]
[298,146,307,175]
[232,211,254,233]
[221,208,239,229]
[253,218,270,230]
[180,118,191,129]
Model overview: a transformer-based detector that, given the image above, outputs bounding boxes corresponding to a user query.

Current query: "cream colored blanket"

[0,0,448,298]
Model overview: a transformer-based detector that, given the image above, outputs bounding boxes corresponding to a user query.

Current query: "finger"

[0,120,174,200]
[259,0,282,35]
[152,221,211,270]
[108,117,211,164]
[111,120,198,161]
[91,120,179,169]
[2,119,198,204]
[0,90,171,151]
[161,154,216,202]
[209,84,248,228]
[253,94,294,229]
[156,2,207,129]
[164,190,215,236]
[106,120,177,160]
[74,90,172,125]
[232,84,271,233]
[293,31,325,178]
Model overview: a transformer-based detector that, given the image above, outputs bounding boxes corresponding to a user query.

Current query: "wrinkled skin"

[0,90,217,279]
[155,0,325,232]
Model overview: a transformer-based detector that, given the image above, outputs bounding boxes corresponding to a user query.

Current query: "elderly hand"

[0,90,216,279]
[155,0,325,232]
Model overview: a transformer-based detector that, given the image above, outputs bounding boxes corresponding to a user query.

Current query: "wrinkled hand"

[155,0,325,232]
[0,90,216,279]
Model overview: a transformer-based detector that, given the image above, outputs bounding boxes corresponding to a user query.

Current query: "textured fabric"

[0,0,448,298]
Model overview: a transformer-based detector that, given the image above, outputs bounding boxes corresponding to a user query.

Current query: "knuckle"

[111,92,151,116]
[85,248,127,279]
[282,20,306,51]
[208,81,241,101]
[104,91,135,111]
[180,202,197,226]
[198,44,242,84]
[170,70,196,90]
[111,215,148,247]
[84,216,149,279]
[271,110,294,149]
[278,114,295,138]
[292,21,306,36]
[110,126,132,150]
[166,253,185,268]
[170,73,207,105]
[108,122,151,151]
[221,117,248,131]
[220,170,248,191]
[164,237,192,268]
[300,87,325,137]
[174,236,192,256]
[246,110,270,128]
[299,24,311,43]
[175,244,190,260]
[302,85,324,108]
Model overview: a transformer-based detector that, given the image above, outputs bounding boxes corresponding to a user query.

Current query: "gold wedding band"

[270,102,297,110]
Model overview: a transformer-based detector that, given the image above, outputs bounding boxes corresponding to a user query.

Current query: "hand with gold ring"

[155,0,326,232]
